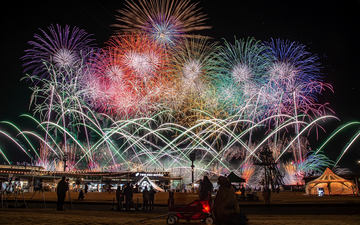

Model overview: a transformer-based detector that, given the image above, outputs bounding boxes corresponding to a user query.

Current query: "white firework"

[232,63,252,84]
[124,51,160,80]
[105,65,124,82]
[52,48,77,68]
[269,62,298,81]
[181,59,203,92]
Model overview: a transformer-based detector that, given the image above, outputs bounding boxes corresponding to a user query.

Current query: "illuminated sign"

[135,172,164,177]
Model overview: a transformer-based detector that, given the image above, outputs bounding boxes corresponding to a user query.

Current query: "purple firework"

[22,24,95,77]
[261,38,333,120]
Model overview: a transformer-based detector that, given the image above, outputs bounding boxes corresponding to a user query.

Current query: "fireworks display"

[114,0,210,47]
[1,0,357,187]
[22,24,95,78]
[84,33,169,117]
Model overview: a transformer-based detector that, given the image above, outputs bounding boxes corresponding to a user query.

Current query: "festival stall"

[306,168,358,195]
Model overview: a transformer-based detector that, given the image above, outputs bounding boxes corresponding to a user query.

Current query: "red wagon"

[167,200,214,225]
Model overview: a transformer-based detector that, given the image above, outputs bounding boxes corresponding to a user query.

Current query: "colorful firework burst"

[22,24,95,77]
[86,33,169,118]
[260,38,333,120]
[166,37,220,126]
[114,0,210,47]
[0,2,344,188]
[212,37,271,119]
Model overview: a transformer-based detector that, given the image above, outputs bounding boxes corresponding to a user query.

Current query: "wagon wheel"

[205,216,214,225]
[167,214,178,225]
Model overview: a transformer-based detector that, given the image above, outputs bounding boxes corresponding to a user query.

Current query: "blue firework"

[265,38,322,85]
[262,38,332,119]
[22,24,95,77]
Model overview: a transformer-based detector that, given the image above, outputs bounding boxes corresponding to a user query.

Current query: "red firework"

[87,33,169,117]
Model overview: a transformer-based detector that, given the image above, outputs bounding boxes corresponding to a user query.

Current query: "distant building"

[0,165,181,192]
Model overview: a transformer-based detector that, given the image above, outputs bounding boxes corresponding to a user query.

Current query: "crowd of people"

[56,178,157,212]
[115,183,156,211]
[55,175,247,224]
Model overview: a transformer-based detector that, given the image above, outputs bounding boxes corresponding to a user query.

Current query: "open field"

[2,192,360,225]
[3,191,360,205]
[0,208,359,225]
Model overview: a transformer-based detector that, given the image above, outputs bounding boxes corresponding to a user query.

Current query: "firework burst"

[86,33,169,118]
[22,24,95,77]
[212,37,271,119]
[114,0,210,47]
[0,3,342,186]
[261,38,333,120]
[166,37,220,126]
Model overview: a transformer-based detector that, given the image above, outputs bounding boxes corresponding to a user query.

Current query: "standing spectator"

[78,189,84,200]
[148,187,156,211]
[75,178,81,191]
[56,176,69,211]
[199,175,213,201]
[129,183,134,208]
[84,183,88,194]
[107,183,112,193]
[240,185,246,200]
[142,186,149,211]
[116,186,123,211]
[124,183,133,211]
[168,190,174,210]
[38,179,43,192]
[213,176,247,225]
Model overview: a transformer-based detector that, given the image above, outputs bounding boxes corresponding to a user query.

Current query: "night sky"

[0,1,359,170]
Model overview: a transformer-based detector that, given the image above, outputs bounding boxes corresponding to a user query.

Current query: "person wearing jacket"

[213,176,241,225]
[56,176,69,211]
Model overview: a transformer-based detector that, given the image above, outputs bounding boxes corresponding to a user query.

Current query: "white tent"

[136,176,165,192]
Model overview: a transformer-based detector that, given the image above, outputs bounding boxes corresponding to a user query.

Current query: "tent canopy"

[136,176,165,192]
[305,168,358,195]
[196,175,219,184]
[227,172,245,183]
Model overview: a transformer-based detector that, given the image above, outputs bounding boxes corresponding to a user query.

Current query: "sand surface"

[0,208,359,225]
[4,191,360,205]
[2,191,359,224]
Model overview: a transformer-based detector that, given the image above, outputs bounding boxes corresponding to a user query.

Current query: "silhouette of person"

[78,189,84,200]
[116,186,123,211]
[213,176,243,225]
[240,185,246,199]
[199,175,213,201]
[148,187,156,211]
[84,183,88,194]
[124,183,133,211]
[168,190,174,210]
[56,176,69,210]
[142,186,149,211]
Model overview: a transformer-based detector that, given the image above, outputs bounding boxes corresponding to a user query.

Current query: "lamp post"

[191,163,194,188]
[63,153,68,172]
[189,151,196,192]
[356,160,360,195]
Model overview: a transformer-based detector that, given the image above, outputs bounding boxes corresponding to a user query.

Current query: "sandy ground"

[4,191,197,205]
[2,192,359,224]
[4,191,360,205]
[0,208,359,225]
